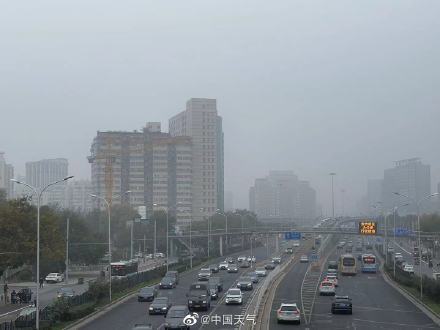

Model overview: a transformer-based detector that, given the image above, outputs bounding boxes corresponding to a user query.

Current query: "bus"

[111,260,139,277]
[361,254,377,273]
[339,254,357,275]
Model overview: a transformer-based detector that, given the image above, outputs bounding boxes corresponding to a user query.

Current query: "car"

[326,270,338,279]
[255,267,267,277]
[293,242,300,247]
[149,297,171,315]
[45,273,64,283]
[247,271,259,283]
[209,277,223,292]
[209,264,219,273]
[394,253,404,261]
[272,257,281,264]
[236,276,253,291]
[247,256,256,263]
[357,254,362,261]
[131,324,153,330]
[276,303,301,324]
[319,281,336,296]
[240,260,250,268]
[219,261,229,270]
[300,255,309,263]
[198,268,211,281]
[57,287,75,299]
[387,246,395,253]
[209,282,219,299]
[227,264,238,273]
[331,296,352,314]
[226,257,235,264]
[225,288,243,305]
[324,275,338,287]
[366,244,373,250]
[237,256,246,262]
[164,305,191,330]
[285,247,294,254]
[403,264,415,274]
[159,276,177,289]
[265,262,276,270]
[137,286,158,302]
[328,261,338,271]
[165,271,179,284]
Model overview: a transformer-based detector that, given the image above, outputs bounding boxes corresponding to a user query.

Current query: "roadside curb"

[375,248,440,327]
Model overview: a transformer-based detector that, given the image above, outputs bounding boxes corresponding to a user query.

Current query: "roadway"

[265,236,440,329]
[80,240,283,330]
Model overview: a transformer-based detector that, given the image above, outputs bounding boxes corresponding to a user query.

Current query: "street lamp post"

[329,173,336,219]
[393,192,439,300]
[11,176,74,330]
[391,203,409,278]
[216,209,228,252]
[89,190,130,304]
[153,203,170,271]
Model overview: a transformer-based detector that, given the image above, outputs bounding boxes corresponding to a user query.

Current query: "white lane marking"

[0,305,32,318]
[352,317,438,328]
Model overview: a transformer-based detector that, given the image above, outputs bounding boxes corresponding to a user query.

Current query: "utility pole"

[154,219,157,258]
[130,221,134,260]
[65,218,69,284]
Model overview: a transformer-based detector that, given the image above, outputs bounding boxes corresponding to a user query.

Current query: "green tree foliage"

[420,213,440,232]
[0,198,65,277]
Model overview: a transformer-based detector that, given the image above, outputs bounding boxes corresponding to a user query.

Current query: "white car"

[319,281,336,296]
[276,303,301,324]
[225,288,243,305]
[300,255,309,263]
[394,253,404,261]
[293,242,300,247]
[255,267,267,277]
[403,264,415,274]
[237,256,246,262]
[219,261,228,270]
[45,273,64,283]
[247,256,256,263]
[324,275,338,287]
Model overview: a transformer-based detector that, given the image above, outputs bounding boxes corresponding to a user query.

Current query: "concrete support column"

[219,236,223,257]
[275,234,280,254]
[170,239,174,258]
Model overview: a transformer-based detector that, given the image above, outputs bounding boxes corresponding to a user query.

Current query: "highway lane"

[268,260,309,328]
[309,237,439,330]
[80,242,280,330]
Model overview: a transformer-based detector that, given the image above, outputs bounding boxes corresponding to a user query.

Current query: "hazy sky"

[1,0,439,215]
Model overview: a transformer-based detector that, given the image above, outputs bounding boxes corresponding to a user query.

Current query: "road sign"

[394,228,412,237]
[359,221,377,235]
[284,232,301,240]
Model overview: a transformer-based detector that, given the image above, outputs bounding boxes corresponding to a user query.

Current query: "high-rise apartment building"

[382,158,431,214]
[25,158,68,206]
[89,123,192,226]
[169,98,224,221]
[249,171,316,222]
[65,180,93,213]
[0,152,14,199]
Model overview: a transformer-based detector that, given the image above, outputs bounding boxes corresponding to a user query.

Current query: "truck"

[187,282,211,311]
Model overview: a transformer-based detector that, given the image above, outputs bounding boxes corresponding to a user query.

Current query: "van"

[187,283,211,311]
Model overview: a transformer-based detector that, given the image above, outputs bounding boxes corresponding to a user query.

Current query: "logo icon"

[183,313,199,326]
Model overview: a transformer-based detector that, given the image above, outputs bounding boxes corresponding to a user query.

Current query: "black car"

[226,257,235,264]
[149,297,171,315]
[331,296,352,314]
[164,305,191,330]
[227,264,238,273]
[265,263,276,270]
[247,272,259,283]
[209,277,223,292]
[165,271,179,284]
[240,261,250,268]
[160,277,177,289]
[138,286,158,302]
[236,277,253,291]
[209,264,219,273]
[209,282,219,299]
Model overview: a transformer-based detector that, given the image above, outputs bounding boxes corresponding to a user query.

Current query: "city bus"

[361,254,377,273]
[111,260,139,277]
[339,254,357,275]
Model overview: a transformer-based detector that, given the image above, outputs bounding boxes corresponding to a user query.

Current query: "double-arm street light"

[11,175,74,330]
[393,191,439,300]
[89,190,131,303]
[389,203,409,278]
